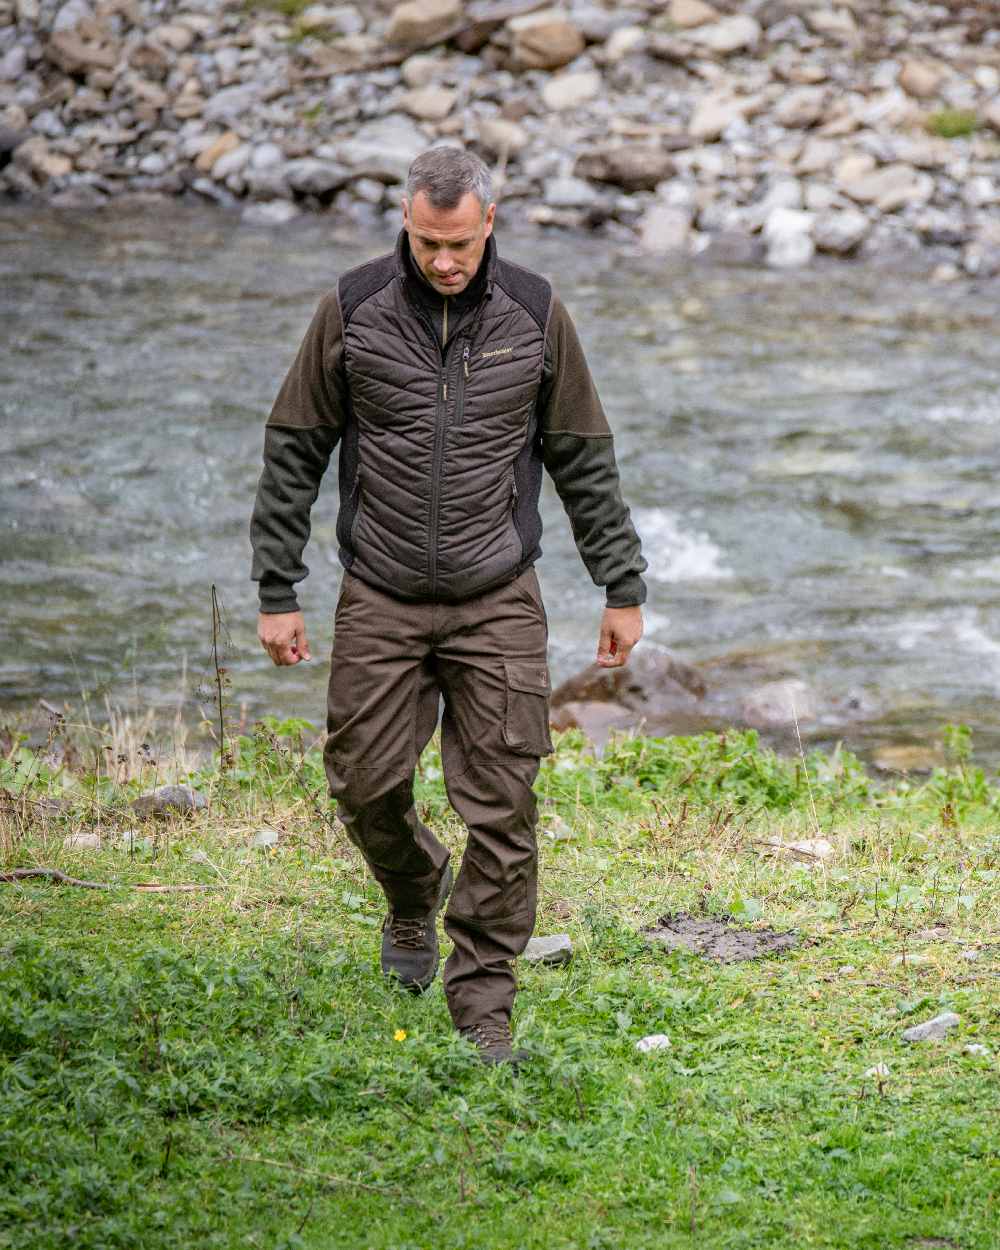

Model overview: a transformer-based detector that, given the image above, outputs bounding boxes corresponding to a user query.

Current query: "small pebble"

[62,831,101,850]
[963,1043,989,1057]
[253,828,280,849]
[960,949,979,962]
[636,1033,671,1053]
[864,1062,890,1079]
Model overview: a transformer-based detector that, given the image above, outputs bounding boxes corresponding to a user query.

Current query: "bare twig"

[226,1151,421,1205]
[0,867,216,893]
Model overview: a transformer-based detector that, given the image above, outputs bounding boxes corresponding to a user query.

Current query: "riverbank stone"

[901,1012,960,1043]
[522,934,573,965]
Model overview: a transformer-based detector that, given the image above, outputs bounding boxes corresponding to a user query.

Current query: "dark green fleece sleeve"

[250,291,346,613]
[539,295,647,608]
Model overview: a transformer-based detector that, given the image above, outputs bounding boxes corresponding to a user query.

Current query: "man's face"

[402,190,496,296]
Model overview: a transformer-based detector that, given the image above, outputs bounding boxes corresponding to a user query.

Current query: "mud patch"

[644,912,800,963]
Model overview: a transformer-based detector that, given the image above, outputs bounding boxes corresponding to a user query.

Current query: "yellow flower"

[393,1028,407,1042]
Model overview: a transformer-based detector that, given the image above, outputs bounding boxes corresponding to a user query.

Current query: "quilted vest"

[335,232,551,602]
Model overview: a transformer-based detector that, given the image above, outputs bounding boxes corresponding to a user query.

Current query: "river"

[2,201,999,763]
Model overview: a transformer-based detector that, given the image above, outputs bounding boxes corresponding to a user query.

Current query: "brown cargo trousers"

[323,566,554,1031]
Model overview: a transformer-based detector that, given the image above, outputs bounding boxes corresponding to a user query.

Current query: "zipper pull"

[443,381,448,401]
[511,475,518,500]
[463,343,470,379]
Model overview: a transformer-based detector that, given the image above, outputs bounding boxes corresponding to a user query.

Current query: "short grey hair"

[405,147,493,215]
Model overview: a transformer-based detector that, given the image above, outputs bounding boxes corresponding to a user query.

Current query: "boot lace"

[467,1020,513,1050]
[387,915,428,951]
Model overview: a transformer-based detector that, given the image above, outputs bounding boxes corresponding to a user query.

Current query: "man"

[250,147,645,1066]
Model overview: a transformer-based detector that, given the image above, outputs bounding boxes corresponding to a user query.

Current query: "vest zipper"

[453,342,470,426]
[427,364,446,594]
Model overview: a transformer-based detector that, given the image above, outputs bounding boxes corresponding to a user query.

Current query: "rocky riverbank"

[2,0,999,269]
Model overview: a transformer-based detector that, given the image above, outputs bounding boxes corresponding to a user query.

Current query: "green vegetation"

[2,721,999,1249]
[925,109,979,139]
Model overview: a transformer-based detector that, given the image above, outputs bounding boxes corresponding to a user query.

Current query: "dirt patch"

[908,1239,961,1249]
[644,912,800,963]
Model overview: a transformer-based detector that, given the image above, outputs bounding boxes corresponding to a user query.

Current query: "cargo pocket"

[502,659,554,757]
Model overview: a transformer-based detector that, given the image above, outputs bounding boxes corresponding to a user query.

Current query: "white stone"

[684,15,760,55]
[840,162,933,213]
[243,200,301,226]
[805,7,856,40]
[252,828,280,848]
[668,0,719,29]
[399,85,457,121]
[763,208,815,268]
[251,141,284,170]
[901,1012,960,1043]
[212,143,250,179]
[477,117,528,157]
[796,136,839,175]
[814,207,870,254]
[63,831,101,850]
[638,203,692,253]
[604,26,645,63]
[400,52,446,88]
[138,152,168,175]
[636,1033,671,1053]
[964,1043,990,1056]
[688,93,757,143]
[775,86,826,129]
[864,1062,890,1079]
[541,70,602,112]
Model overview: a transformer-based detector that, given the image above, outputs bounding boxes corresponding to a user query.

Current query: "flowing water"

[2,201,999,762]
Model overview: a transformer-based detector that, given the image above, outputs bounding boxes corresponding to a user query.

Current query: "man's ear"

[401,195,410,229]
[484,201,496,238]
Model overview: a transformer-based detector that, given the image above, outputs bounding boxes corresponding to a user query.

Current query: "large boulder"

[386,0,464,49]
[509,9,585,70]
[574,144,675,193]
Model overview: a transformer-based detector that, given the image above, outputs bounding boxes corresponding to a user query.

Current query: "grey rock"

[698,229,762,265]
[522,933,573,966]
[53,0,91,32]
[252,827,280,849]
[298,4,365,36]
[336,114,428,182]
[202,84,262,125]
[132,784,208,818]
[814,207,870,255]
[399,84,457,121]
[635,1033,671,1052]
[840,162,934,213]
[509,12,585,72]
[31,108,64,138]
[964,1043,990,1056]
[544,175,597,208]
[742,676,817,725]
[901,1012,960,1043]
[0,44,27,82]
[251,141,284,170]
[285,157,349,196]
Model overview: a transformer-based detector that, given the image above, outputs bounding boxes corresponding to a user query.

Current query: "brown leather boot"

[380,863,452,993]
[460,1018,529,1067]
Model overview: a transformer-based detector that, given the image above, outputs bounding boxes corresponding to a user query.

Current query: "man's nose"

[432,250,454,271]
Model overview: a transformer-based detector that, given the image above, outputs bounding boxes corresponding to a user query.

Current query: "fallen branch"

[0,868,216,893]
[226,1151,421,1205]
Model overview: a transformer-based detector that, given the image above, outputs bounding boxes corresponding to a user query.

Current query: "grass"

[2,718,999,1249]
[925,109,979,139]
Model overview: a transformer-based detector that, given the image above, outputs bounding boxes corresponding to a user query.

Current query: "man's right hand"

[258,611,312,666]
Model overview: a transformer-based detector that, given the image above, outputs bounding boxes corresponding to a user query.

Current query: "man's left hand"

[597,605,643,668]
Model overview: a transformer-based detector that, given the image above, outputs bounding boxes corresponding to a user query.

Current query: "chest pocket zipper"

[452,343,471,426]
